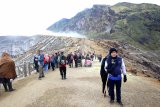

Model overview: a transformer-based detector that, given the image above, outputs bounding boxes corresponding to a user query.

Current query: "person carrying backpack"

[34,54,39,73]
[105,48,127,105]
[59,52,67,80]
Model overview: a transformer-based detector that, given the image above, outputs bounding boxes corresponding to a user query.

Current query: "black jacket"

[100,57,108,76]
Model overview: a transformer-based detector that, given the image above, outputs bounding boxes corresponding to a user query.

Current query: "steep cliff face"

[48,5,116,35]
[47,2,160,50]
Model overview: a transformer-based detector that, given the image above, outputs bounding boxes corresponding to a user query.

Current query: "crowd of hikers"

[33,50,96,80]
[0,48,127,106]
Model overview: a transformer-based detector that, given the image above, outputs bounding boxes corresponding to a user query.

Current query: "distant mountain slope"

[47,2,160,50]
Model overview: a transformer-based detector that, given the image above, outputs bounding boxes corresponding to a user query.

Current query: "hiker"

[85,54,91,60]
[93,51,96,59]
[91,54,94,61]
[74,52,78,68]
[55,53,58,68]
[67,54,70,65]
[0,52,17,92]
[70,52,74,68]
[34,54,39,73]
[48,55,51,70]
[57,52,61,68]
[59,52,67,80]
[105,48,127,105]
[100,54,109,97]
[77,53,82,67]
[50,54,55,71]
[44,54,49,72]
[98,54,102,62]
[37,50,45,80]
[67,52,74,68]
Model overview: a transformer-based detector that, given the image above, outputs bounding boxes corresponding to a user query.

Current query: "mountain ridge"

[47,2,160,51]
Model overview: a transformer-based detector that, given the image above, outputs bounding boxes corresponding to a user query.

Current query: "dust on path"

[0,60,160,107]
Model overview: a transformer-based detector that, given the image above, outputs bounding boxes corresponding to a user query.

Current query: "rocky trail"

[0,59,160,107]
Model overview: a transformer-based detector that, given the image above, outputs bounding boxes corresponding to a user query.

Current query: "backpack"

[60,55,66,65]
[34,55,38,63]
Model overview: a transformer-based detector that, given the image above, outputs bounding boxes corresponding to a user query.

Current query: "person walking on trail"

[34,54,39,73]
[44,54,49,72]
[37,50,45,80]
[91,54,94,61]
[57,52,61,68]
[48,55,51,70]
[51,54,55,71]
[0,52,17,92]
[54,53,58,68]
[105,48,127,105]
[59,52,67,80]
[100,54,109,97]
[74,52,78,68]
[98,54,102,62]
[67,52,74,68]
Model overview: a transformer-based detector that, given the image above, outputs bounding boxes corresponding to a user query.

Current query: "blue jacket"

[38,54,44,66]
[107,56,122,80]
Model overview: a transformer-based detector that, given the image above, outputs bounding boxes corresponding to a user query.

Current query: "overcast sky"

[0,0,159,36]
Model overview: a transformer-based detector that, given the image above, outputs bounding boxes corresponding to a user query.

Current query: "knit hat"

[109,48,118,55]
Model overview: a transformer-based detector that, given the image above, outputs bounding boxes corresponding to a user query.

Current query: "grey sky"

[0,0,159,36]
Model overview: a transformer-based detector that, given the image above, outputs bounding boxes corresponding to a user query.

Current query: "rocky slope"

[11,35,160,79]
[47,2,160,51]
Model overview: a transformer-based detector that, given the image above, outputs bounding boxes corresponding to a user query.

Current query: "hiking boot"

[61,75,64,80]
[9,89,16,92]
[104,91,106,97]
[64,75,67,80]
[110,100,114,104]
[117,101,123,106]
[5,89,8,92]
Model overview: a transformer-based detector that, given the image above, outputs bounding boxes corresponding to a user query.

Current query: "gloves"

[123,75,127,83]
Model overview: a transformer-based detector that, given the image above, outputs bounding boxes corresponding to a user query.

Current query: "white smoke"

[35,30,86,38]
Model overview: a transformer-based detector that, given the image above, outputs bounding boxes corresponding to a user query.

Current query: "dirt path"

[0,59,160,107]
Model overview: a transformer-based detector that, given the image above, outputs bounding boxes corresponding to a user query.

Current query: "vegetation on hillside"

[47,2,160,50]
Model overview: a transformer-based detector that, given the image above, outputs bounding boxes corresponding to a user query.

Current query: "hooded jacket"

[0,52,17,79]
